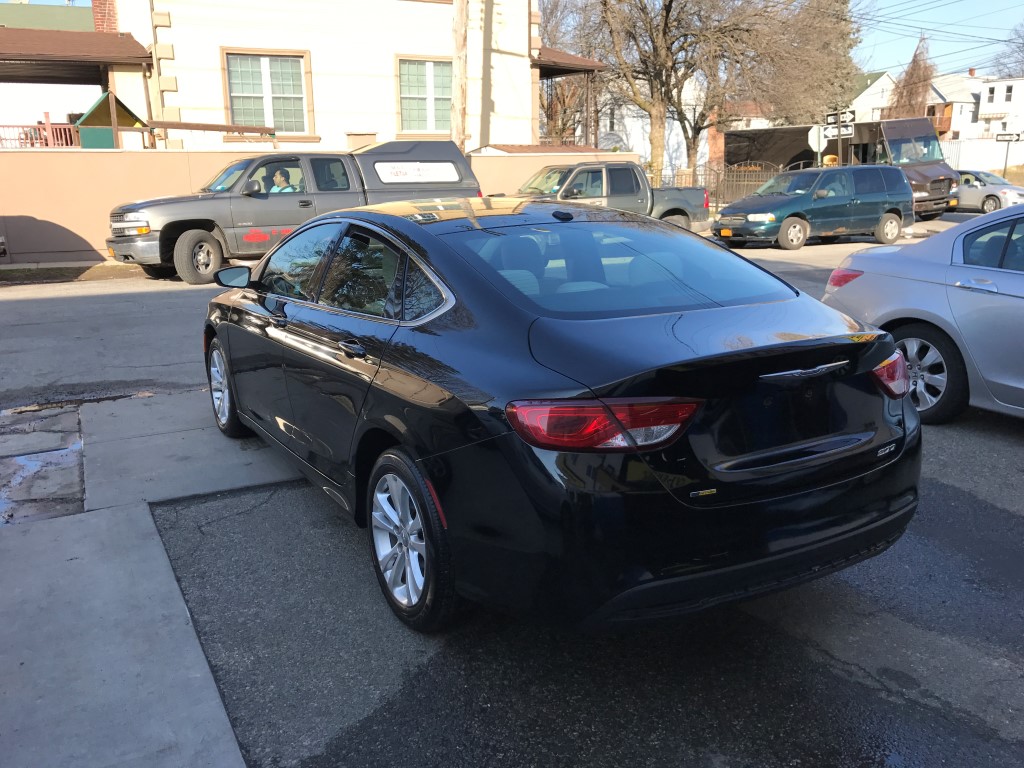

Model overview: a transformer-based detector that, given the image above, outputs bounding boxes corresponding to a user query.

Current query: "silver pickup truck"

[106,141,480,284]
[515,160,710,231]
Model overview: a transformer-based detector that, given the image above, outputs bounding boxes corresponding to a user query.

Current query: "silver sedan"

[821,205,1024,423]
[956,170,1024,214]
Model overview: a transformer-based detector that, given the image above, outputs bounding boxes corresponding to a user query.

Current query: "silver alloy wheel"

[371,473,427,607]
[785,221,805,246]
[192,241,216,273]
[209,348,230,425]
[897,336,947,412]
[982,196,998,214]
[883,217,900,240]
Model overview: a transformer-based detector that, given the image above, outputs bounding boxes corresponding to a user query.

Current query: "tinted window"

[567,169,604,198]
[880,167,910,193]
[310,158,350,191]
[853,168,885,195]
[608,168,639,195]
[963,220,1019,269]
[402,260,445,321]
[441,221,793,319]
[318,229,402,318]
[259,224,338,300]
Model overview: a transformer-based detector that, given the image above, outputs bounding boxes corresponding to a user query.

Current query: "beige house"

[98,0,540,151]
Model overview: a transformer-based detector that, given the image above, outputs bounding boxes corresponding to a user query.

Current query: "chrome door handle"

[299,199,314,208]
[337,339,366,358]
[953,280,998,294]
[271,316,288,328]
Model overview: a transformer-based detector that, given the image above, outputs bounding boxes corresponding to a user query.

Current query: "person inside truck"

[270,168,297,193]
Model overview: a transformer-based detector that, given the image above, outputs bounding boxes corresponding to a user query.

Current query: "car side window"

[853,168,885,195]
[402,259,446,321]
[880,167,910,194]
[567,169,604,198]
[310,158,351,192]
[259,224,339,300]
[608,168,639,195]
[819,171,852,198]
[247,160,305,194]
[963,220,1018,269]
[318,228,403,318]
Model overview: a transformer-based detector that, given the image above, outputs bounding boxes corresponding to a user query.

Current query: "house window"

[1007,85,1014,102]
[399,60,452,132]
[987,87,995,103]
[226,53,307,133]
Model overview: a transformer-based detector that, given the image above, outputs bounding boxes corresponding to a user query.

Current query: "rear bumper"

[106,234,162,265]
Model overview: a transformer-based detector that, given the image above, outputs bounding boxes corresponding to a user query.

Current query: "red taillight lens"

[872,351,910,399]
[703,189,710,209]
[505,398,700,452]
[826,268,864,292]
[477,189,484,197]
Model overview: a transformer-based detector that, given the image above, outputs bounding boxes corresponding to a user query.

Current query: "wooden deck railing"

[0,124,79,149]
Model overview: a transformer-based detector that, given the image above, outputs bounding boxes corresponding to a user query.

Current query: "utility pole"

[451,0,469,152]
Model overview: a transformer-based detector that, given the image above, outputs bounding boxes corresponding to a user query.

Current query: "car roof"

[308,197,652,235]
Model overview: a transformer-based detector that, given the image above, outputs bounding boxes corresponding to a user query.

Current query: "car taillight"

[703,189,710,209]
[505,398,701,452]
[872,351,910,399]
[826,268,864,292]
[478,189,484,197]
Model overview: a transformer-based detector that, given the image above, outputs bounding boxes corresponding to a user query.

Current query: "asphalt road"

[5,219,1022,767]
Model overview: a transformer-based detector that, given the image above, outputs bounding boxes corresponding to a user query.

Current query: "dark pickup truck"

[514,160,710,231]
[106,141,480,284]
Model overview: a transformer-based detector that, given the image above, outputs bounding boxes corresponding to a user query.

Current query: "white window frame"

[227,54,308,134]
[399,59,451,133]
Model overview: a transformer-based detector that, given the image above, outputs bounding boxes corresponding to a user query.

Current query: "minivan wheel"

[207,338,251,438]
[174,229,224,285]
[875,213,902,244]
[982,196,999,214]
[368,449,462,633]
[892,323,969,424]
[778,217,808,250]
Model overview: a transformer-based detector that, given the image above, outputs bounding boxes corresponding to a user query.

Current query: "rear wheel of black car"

[982,196,999,214]
[207,337,250,438]
[661,213,691,231]
[892,323,969,424]
[174,229,224,285]
[874,213,902,244]
[140,265,176,279]
[368,449,462,633]
[778,217,808,250]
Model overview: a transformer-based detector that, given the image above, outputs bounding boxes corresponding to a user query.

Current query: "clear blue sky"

[855,0,1023,76]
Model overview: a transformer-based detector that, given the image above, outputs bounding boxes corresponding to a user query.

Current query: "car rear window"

[439,221,794,319]
[880,167,910,193]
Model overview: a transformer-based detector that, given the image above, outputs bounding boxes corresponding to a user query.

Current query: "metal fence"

[647,163,780,211]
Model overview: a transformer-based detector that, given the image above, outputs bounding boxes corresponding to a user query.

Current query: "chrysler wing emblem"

[759,360,849,382]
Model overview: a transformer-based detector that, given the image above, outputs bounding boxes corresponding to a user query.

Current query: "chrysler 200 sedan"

[204,198,921,632]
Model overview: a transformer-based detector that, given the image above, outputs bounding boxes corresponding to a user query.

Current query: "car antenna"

[552,210,574,221]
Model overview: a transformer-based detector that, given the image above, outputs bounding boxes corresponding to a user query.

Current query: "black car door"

[280,224,404,484]
[226,222,342,451]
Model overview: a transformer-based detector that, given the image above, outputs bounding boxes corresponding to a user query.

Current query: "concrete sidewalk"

[0,390,303,767]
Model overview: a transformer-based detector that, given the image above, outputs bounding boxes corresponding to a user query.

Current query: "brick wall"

[92,0,118,33]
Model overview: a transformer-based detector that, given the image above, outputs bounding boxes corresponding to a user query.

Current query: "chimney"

[969,68,976,77]
[92,0,119,34]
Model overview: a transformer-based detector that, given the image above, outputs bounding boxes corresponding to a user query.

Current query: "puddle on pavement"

[0,406,84,525]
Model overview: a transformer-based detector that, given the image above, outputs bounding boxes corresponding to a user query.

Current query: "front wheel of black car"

[874,213,902,244]
[207,338,250,438]
[777,217,808,250]
[892,323,969,424]
[368,449,461,633]
[174,229,224,285]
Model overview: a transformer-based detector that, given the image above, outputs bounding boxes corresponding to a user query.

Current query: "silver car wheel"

[786,222,805,246]
[883,217,900,240]
[209,348,231,426]
[193,242,216,273]
[898,336,947,412]
[982,196,999,214]
[371,473,427,607]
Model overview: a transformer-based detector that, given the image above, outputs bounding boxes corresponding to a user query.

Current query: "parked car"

[953,170,1024,214]
[822,205,1024,423]
[204,197,921,632]
[106,141,481,284]
[714,165,914,250]
[514,160,710,231]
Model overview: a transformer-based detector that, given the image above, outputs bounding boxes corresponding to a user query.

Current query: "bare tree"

[995,22,1024,79]
[885,36,936,119]
[539,0,602,144]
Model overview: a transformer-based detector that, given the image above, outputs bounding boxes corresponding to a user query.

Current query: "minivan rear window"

[440,221,795,319]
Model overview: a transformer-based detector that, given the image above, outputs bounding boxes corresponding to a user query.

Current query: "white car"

[822,206,1024,423]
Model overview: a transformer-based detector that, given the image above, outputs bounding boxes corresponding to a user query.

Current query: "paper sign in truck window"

[374,162,461,184]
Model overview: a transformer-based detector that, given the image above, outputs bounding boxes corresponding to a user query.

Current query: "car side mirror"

[241,179,262,196]
[563,187,582,199]
[215,265,252,288]
[813,189,830,199]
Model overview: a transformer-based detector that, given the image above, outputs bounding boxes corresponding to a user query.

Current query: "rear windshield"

[439,220,794,319]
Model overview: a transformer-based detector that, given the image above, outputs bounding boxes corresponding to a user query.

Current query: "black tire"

[818,236,841,245]
[662,213,691,231]
[206,337,251,438]
[725,238,748,249]
[140,264,175,279]
[173,229,223,285]
[891,323,969,424]
[982,196,999,214]
[874,212,902,245]
[916,211,943,222]
[777,217,808,250]
[367,449,463,633]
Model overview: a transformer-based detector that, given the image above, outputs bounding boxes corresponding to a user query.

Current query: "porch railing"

[0,124,79,149]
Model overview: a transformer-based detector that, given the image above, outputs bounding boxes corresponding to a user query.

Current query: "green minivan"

[714,165,914,250]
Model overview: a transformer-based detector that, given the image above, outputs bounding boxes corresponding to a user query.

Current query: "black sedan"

[204,198,922,632]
